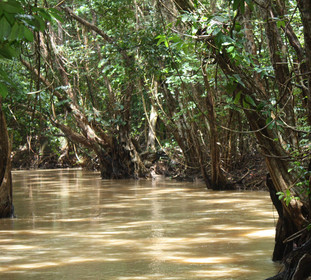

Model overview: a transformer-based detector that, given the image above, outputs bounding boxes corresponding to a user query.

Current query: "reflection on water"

[0,169,279,279]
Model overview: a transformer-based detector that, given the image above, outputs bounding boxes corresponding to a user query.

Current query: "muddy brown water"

[0,169,280,279]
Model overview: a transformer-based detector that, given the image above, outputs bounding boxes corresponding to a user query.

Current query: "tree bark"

[201,64,226,189]
[297,0,311,125]
[147,104,158,151]
[172,0,194,12]
[0,99,13,218]
[266,175,297,261]
[261,1,298,148]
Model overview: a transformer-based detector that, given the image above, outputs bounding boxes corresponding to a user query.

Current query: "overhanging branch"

[60,6,113,43]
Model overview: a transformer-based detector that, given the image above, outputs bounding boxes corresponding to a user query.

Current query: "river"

[0,169,280,279]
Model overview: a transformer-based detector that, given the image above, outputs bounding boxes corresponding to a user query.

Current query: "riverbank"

[12,147,268,191]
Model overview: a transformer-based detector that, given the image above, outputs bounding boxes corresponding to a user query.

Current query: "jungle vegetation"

[0,0,311,279]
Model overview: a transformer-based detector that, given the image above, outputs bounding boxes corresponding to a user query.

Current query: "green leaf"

[8,22,23,41]
[240,2,245,13]
[232,0,240,10]
[4,12,15,25]
[2,1,23,14]
[276,191,284,200]
[276,20,286,28]
[227,45,235,53]
[242,98,250,109]
[0,16,12,40]
[233,91,241,104]
[22,26,34,42]
[233,0,243,11]
[168,34,181,43]
[32,15,46,31]
[0,82,8,98]
[155,34,169,48]
[155,34,165,46]
[49,8,64,22]
[286,195,294,206]
[244,95,256,107]
[232,74,245,87]
[256,101,265,111]
[40,11,52,22]
[266,116,274,130]
[0,44,18,59]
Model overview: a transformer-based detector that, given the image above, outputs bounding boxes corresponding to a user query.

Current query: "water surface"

[0,169,279,279]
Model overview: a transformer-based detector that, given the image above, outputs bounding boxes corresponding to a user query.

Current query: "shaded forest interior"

[0,0,311,279]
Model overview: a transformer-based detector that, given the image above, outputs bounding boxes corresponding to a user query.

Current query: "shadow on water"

[0,169,280,279]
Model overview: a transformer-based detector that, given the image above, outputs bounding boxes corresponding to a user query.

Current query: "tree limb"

[60,6,113,43]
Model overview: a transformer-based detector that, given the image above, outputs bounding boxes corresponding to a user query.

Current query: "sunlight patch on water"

[0,245,38,250]
[180,256,234,264]
[0,256,122,272]
[118,277,180,280]
[0,256,24,262]
[194,267,256,278]
[244,229,275,238]
[209,224,257,231]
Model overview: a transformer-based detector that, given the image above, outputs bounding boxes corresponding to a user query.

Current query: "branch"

[21,59,66,103]
[21,58,110,149]
[51,120,94,149]
[60,6,113,43]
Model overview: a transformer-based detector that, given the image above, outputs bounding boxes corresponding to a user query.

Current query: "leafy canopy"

[0,0,61,97]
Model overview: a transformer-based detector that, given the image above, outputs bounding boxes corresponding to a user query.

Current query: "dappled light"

[245,229,276,238]
[0,170,280,279]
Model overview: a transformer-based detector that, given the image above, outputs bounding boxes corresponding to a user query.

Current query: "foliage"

[1,0,309,193]
[276,190,300,207]
[0,0,61,97]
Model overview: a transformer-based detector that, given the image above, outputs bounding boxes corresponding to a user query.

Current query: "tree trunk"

[97,139,135,179]
[266,175,298,262]
[201,63,226,189]
[0,99,13,218]
[147,104,158,151]
[297,0,311,125]
[261,1,298,148]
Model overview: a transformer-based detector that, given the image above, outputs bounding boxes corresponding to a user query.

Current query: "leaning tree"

[164,0,311,278]
[0,0,55,217]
